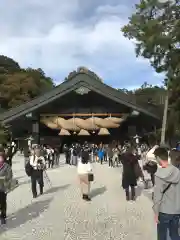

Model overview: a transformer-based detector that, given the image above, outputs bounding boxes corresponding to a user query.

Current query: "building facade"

[0,68,161,146]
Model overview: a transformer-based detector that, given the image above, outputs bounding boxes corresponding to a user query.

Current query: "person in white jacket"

[143,145,159,186]
[77,149,93,201]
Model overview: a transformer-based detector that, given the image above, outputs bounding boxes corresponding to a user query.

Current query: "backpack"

[25,156,34,177]
[143,161,158,174]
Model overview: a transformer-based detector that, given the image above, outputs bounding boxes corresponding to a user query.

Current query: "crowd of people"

[0,139,180,240]
[31,141,180,240]
[63,142,125,167]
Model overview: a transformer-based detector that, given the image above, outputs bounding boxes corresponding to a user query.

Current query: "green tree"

[134,83,166,105]
[122,0,180,141]
[0,57,55,109]
[122,0,180,85]
[119,83,166,105]
[0,55,20,74]
[120,88,131,94]
[0,56,55,142]
[25,68,55,94]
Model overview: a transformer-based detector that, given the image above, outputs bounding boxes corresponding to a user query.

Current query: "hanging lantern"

[98,128,110,135]
[78,129,90,136]
[59,129,70,136]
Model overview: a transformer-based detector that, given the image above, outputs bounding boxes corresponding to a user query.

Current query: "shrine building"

[0,67,161,146]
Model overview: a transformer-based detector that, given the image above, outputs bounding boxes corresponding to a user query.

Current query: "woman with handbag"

[0,152,13,225]
[77,148,93,201]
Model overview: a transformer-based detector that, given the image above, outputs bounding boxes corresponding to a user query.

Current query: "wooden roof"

[0,70,161,123]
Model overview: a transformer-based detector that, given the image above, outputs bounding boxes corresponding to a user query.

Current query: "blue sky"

[0,0,164,89]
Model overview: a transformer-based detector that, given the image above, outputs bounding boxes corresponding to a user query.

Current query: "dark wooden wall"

[37,91,131,115]
[9,90,160,145]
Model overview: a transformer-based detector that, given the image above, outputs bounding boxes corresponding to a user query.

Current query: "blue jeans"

[157,212,180,240]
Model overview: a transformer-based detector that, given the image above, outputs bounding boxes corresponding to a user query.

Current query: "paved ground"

[0,154,156,240]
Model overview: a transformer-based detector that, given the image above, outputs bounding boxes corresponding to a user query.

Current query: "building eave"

[0,72,161,124]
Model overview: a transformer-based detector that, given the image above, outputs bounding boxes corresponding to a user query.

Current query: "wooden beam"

[40,113,125,117]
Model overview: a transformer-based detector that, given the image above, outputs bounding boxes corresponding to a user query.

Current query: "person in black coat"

[120,146,142,201]
[63,144,70,164]
[0,152,13,224]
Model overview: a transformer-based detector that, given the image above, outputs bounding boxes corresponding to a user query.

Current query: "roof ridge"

[65,67,103,82]
[0,69,161,122]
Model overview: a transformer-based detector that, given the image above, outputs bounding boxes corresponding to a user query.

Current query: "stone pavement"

[0,154,156,240]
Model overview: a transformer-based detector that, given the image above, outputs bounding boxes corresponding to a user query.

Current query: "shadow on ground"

[143,189,153,201]
[58,162,67,167]
[90,186,107,198]
[48,163,66,169]
[43,184,70,195]
[19,179,31,186]
[136,184,144,199]
[0,198,53,234]
[14,176,24,181]
[12,160,20,164]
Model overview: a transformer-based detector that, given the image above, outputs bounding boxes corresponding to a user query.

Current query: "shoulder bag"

[88,173,94,182]
[152,182,172,200]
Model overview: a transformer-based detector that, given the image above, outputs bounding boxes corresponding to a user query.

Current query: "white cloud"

[0,1,163,88]
[96,4,130,16]
[0,12,134,71]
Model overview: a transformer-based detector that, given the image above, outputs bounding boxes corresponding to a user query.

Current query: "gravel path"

[0,154,156,240]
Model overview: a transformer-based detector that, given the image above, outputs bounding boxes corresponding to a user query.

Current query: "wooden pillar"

[32,118,40,145]
[128,125,136,137]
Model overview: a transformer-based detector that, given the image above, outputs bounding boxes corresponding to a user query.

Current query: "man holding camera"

[29,146,46,198]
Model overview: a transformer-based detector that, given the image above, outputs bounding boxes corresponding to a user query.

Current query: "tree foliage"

[120,82,179,141]
[0,55,55,109]
[122,0,180,86]
[0,55,55,142]
[0,55,21,74]
[122,0,180,141]
[120,82,166,105]
[134,82,166,105]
